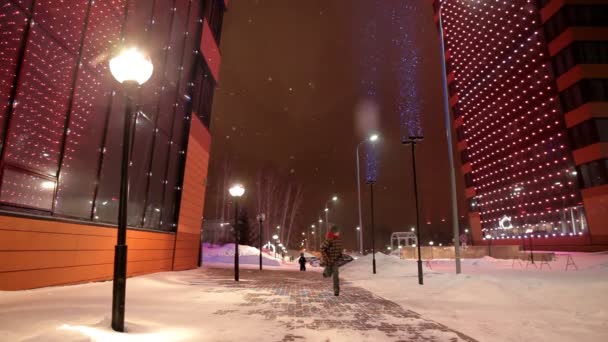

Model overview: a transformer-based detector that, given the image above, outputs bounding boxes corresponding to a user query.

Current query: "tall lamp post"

[229,184,245,281]
[109,47,153,333]
[356,133,379,255]
[403,136,424,285]
[324,195,338,234]
[436,0,462,274]
[368,180,377,274]
[257,213,265,270]
[356,226,361,255]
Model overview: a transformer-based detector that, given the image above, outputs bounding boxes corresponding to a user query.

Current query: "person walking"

[321,225,344,296]
[298,253,307,271]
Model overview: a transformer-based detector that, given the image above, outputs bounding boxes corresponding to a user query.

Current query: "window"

[0,2,27,145]
[468,197,479,213]
[54,67,110,219]
[553,42,608,77]
[544,5,608,42]
[568,119,608,150]
[464,172,475,188]
[205,0,224,42]
[0,0,217,232]
[560,79,608,113]
[577,159,608,188]
[3,26,76,177]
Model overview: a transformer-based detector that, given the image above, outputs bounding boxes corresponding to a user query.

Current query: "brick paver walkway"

[184,267,477,342]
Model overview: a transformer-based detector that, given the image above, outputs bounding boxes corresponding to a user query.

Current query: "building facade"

[432,0,608,250]
[0,0,226,290]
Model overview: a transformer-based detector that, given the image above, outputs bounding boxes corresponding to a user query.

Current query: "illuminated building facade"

[432,0,608,250]
[0,0,226,290]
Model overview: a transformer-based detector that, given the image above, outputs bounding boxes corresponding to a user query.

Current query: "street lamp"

[356,226,361,255]
[109,47,153,333]
[403,136,424,285]
[485,234,492,257]
[436,0,462,275]
[356,133,380,255]
[324,195,338,234]
[229,184,245,282]
[256,213,265,271]
[368,179,377,274]
[272,234,279,259]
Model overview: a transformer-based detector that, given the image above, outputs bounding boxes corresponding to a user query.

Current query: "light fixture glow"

[109,48,153,85]
[228,184,245,197]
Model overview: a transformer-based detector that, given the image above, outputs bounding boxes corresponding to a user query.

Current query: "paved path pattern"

[185,267,477,342]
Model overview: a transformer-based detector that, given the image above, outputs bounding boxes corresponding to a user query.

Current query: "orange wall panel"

[582,185,608,244]
[172,115,211,271]
[0,215,177,290]
[572,142,608,165]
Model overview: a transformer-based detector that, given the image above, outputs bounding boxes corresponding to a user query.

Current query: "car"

[306,256,321,267]
[308,254,353,267]
[336,254,354,267]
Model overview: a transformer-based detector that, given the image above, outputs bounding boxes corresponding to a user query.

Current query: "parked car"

[306,256,321,267]
[336,254,354,267]
[307,254,353,267]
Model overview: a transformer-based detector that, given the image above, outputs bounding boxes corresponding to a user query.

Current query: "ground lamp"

[436,0,462,275]
[256,213,265,270]
[109,47,153,333]
[403,136,424,285]
[356,133,379,255]
[229,184,245,281]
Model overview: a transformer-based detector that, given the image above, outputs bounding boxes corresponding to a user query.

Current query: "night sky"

[204,0,468,250]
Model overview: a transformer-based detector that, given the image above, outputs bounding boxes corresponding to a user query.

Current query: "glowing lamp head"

[109,48,153,85]
[319,219,323,223]
[332,195,338,201]
[272,234,279,240]
[369,134,379,142]
[485,234,492,239]
[324,208,329,212]
[229,184,245,197]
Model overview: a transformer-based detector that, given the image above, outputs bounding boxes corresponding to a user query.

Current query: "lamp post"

[324,195,338,234]
[229,184,245,281]
[109,47,153,333]
[485,234,493,257]
[368,180,377,274]
[257,213,265,270]
[436,0,462,275]
[272,234,279,259]
[356,226,361,255]
[403,136,424,285]
[356,134,379,255]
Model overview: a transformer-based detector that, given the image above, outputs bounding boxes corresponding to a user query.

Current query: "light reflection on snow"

[59,323,192,342]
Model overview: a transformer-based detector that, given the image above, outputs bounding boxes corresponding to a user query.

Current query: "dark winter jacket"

[321,236,343,266]
[298,256,306,265]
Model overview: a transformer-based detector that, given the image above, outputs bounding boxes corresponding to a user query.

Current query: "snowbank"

[341,252,608,342]
[202,243,281,266]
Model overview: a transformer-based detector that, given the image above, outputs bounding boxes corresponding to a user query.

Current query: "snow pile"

[203,243,281,266]
[341,252,608,342]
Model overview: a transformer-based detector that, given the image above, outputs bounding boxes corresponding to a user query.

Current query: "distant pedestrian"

[298,253,307,271]
[321,225,344,296]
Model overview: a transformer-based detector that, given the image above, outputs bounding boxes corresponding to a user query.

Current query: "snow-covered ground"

[341,252,608,342]
[202,243,282,266]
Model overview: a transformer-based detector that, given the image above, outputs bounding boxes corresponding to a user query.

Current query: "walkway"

[186,267,477,342]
